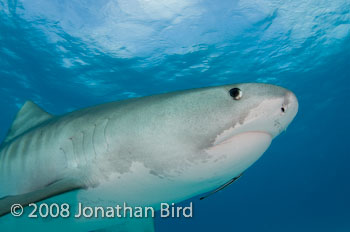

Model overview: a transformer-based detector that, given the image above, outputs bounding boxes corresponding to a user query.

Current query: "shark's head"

[101,83,298,205]
[136,83,299,200]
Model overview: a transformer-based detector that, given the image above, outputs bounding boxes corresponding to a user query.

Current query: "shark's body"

[0,83,298,231]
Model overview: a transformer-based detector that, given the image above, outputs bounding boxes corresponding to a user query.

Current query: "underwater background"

[0,0,349,231]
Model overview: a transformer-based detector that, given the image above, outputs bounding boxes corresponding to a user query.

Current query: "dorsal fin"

[3,101,53,143]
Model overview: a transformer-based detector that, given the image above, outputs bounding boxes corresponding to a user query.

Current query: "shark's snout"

[283,90,299,118]
[279,89,299,133]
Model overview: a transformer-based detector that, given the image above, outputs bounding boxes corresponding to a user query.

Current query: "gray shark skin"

[0,83,298,231]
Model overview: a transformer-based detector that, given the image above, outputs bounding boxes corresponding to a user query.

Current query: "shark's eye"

[229,88,242,100]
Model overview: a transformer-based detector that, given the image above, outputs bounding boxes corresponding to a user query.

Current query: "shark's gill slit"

[81,131,85,156]
[59,147,68,169]
[92,123,97,159]
[81,131,88,166]
[103,118,110,152]
[71,137,77,167]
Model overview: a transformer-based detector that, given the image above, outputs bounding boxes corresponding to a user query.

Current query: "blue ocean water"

[0,0,349,231]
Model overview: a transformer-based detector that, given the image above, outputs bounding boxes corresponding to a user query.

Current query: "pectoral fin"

[0,178,83,217]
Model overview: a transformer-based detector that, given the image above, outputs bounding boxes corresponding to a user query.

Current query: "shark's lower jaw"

[213,131,272,147]
[206,131,272,174]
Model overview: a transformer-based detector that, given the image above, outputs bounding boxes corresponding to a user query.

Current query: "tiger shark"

[0,83,298,231]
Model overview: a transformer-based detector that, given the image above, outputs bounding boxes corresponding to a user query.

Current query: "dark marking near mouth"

[200,172,243,200]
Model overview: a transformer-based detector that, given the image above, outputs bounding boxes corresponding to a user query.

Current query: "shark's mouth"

[206,131,272,169]
[212,131,272,147]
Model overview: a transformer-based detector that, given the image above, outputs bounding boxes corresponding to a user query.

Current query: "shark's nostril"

[281,107,285,113]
